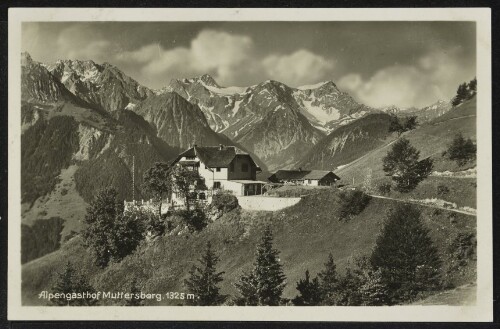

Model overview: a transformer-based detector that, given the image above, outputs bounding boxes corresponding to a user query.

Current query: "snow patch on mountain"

[205,85,248,95]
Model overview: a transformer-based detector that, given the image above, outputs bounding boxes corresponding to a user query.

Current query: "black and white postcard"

[7,7,493,322]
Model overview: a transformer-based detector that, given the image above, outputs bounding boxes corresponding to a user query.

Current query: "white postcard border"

[7,7,493,322]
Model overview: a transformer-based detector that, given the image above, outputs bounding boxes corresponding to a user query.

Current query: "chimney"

[299,167,302,172]
[219,144,224,150]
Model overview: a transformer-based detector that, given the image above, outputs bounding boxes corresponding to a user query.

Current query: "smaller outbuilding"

[268,169,340,186]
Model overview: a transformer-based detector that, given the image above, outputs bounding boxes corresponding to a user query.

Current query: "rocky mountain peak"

[197,74,220,88]
[21,52,33,66]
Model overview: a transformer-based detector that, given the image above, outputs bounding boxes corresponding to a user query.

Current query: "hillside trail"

[369,194,476,216]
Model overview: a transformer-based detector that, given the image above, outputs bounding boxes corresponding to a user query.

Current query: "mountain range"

[20,51,455,213]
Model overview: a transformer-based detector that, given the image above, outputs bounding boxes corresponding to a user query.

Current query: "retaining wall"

[236,196,301,211]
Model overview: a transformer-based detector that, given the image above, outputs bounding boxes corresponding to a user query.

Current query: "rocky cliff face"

[132,91,231,149]
[45,59,153,112]
[167,77,328,169]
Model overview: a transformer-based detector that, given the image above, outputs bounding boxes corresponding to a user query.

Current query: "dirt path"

[369,194,476,216]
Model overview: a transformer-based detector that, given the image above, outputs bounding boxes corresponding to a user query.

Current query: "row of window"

[183,157,249,172]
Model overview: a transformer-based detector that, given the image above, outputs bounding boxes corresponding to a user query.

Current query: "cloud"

[338,48,473,108]
[56,25,115,62]
[116,29,260,87]
[115,30,335,88]
[263,49,335,87]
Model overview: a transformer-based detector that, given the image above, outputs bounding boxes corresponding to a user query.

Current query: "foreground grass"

[22,189,476,306]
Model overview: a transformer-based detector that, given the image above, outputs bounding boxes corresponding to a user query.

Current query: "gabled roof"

[302,170,340,180]
[269,169,340,182]
[172,145,254,168]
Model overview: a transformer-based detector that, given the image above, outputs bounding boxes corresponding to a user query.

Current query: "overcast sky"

[22,21,476,108]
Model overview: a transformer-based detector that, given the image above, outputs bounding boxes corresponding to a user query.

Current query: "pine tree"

[370,204,442,304]
[445,133,476,166]
[317,253,338,305]
[382,138,433,192]
[235,226,286,306]
[51,261,99,306]
[452,82,469,106]
[292,270,322,306]
[184,242,226,306]
[353,257,389,306]
[125,277,144,306]
[468,77,477,97]
[233,271,259,306]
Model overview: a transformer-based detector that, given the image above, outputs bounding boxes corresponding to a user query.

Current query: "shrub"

[377,183,391,195]
[178,208,208,232]
[211,191,239,213]
[336,190,372,221]
[383,138,433,192]
[60,188,68,196]
[447,232,476,266]
[83,188,146,268]
[436,184,450,197]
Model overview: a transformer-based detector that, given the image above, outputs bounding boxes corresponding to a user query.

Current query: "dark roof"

[269,170,340,182]
[173,145,253,168]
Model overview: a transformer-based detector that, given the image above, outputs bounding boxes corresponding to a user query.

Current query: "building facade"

[268,169,340,186]
[171,144,267,204]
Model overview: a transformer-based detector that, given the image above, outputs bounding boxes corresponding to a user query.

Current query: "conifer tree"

[292,270,322,306]
[51,261,99,306]
[125,277,144,306]
[317,253,338,305]
[184,242,226,306]
[445,133,476,166]
[233,271,259,306]
[235,226,286,306]
[353,257,389,306]
[370,204,442,304]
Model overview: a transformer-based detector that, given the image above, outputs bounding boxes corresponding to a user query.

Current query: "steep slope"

[382,100,452,123]
[296,113,394,170]
[169,78,326,170]
[336,97,477,209]
[132,92,233,149]
[20,54,178,251]
[45,58,153,112]
[21,189,475,306]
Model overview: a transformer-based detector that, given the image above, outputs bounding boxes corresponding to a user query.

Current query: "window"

[241,163,249,172]
[308,179,312,184]
[186,156,195,160]
[199,193,206,200]
[213,182,221,189]
[216,167,221,172]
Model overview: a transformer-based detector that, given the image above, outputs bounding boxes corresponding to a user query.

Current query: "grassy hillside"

[336,97,476,209]
[22,189,475,306]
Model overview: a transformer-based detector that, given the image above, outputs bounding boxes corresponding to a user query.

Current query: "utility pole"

[132,155,135,201]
